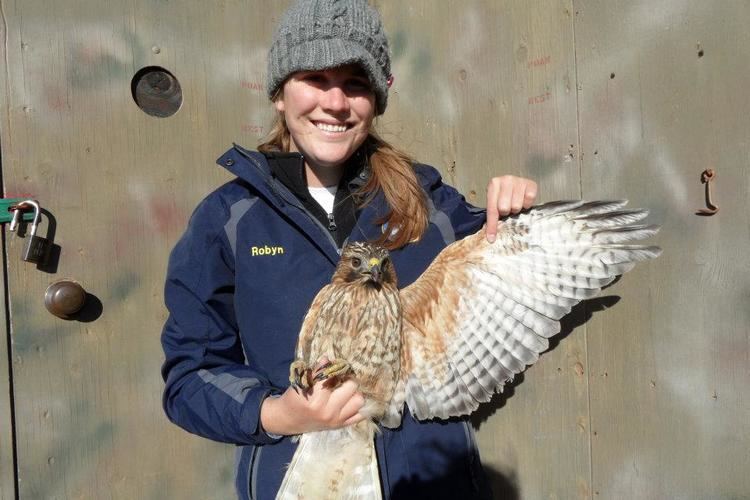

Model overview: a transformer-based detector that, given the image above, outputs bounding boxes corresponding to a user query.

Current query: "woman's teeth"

[315,122,347,133]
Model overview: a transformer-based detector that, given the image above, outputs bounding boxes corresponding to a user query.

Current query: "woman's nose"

[320,86,350,114]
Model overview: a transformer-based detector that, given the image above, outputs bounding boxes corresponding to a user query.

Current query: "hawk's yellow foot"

[289,359,312,393]
[312,358,352,383]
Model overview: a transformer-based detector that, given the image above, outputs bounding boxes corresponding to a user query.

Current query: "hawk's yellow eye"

[351,257,362,267]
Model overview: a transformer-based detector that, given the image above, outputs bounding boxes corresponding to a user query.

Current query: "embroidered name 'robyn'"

[251,245,285,256]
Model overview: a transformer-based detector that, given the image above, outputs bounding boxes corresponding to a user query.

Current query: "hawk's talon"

[312,358,352,382]
[289,359,312,392]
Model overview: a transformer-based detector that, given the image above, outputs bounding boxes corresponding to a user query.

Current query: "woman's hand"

[260,378,366,436]
[485,175,538,243]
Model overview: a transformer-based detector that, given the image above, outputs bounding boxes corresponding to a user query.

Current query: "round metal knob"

[45,280,87,319]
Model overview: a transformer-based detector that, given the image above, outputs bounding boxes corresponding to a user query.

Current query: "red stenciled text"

[241,81,264,91]
[241,124,264,135]
[528,92,552,105]
[528,55,552,68]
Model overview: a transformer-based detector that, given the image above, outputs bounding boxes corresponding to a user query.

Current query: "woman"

[161,1,537,499]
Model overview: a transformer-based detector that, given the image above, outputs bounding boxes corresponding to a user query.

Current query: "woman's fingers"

[485,178,501,243]
[342,412,367,427]
[337,388,365,421]
[308,379,365,428]
[522,180,538,209]
[486,175,538,243]
[260,378,366,435]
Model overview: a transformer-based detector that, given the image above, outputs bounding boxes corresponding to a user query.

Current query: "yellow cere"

[368,257,381,267]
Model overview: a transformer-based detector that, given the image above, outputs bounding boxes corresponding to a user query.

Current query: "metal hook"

[696,169,718,215]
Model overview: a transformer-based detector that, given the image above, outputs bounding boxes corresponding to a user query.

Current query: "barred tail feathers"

[276,422,381,500]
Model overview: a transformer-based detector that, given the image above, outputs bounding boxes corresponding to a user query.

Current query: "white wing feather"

[380,200,661,426]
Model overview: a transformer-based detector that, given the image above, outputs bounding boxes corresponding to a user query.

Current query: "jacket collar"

[216,143,372,200]
[261,149,370,201]
[214,143,438,261]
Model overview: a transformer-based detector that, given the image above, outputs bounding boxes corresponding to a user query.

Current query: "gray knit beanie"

[267,0,392,114]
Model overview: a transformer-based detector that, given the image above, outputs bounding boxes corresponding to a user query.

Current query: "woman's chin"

[305,148,358,169]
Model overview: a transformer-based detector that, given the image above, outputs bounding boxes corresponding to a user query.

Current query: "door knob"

[45,280,87,319]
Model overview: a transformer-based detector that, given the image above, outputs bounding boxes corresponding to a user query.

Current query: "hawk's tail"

[276,421,381,500]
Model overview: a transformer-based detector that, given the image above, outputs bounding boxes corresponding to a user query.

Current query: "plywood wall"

[575,1,750,497]
[0,1,747,499]
[0,1,284,498]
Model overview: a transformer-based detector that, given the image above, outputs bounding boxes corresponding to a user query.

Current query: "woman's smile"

[312,121,350,133]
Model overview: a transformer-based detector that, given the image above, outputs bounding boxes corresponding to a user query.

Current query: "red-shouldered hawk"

[277,200,662,500]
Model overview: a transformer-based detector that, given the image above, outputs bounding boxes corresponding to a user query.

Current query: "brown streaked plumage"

[277,200,662,499]
[278,242,400,500]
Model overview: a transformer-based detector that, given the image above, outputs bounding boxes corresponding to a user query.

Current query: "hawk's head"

[334,242,396,288]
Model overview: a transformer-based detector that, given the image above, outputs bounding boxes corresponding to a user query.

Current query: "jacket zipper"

[327,213,337,231]
[232,146,342,254]
[272,181,341,253]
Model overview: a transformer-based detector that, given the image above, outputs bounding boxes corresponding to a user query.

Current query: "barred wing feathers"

[381,200,661,426]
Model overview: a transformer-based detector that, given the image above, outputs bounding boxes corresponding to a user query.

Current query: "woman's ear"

[274,99,285,113]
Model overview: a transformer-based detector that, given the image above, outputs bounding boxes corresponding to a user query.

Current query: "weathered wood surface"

[0,238,15,500]
[0,0,283,497]
[1,3,18,499]
[0,0,747,499]
[575,1,750,498]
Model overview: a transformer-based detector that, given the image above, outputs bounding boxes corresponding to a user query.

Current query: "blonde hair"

[258,112,429,250]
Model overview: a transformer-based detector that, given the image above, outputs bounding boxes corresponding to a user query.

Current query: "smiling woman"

[273,66,376,187]
[160,1,537,499]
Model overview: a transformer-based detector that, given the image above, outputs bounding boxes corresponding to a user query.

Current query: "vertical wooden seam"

[570,0,594,498]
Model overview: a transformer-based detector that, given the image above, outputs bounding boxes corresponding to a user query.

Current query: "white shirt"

[307,185,338,214]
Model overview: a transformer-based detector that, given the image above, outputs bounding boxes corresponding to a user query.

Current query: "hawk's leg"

[289,359,312,393]
[313,358,352,383]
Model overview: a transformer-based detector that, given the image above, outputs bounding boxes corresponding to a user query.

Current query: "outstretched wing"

[380,200,661,427]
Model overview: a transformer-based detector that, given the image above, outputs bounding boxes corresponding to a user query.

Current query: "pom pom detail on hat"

[266,0,392,114]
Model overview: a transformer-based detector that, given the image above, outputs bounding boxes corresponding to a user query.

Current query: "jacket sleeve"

[419,165,487,240]
[160,194,282,446]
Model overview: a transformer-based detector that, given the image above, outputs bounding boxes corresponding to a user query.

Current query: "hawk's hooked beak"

[367,257,382,283]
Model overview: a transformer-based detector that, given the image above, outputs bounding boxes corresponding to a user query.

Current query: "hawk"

[276,200,662,500]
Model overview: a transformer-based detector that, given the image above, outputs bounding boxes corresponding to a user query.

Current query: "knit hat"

[266,0,392,114]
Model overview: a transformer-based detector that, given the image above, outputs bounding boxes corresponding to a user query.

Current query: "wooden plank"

[575,0,750,497]
[376,1,591,498]
[0,253,16,500]
[0,0,286,497]
[0,1,19,497]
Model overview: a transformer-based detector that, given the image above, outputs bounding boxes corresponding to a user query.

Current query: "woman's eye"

[351,257,362,267]
[346,79,371,92]
[300,73,325,84]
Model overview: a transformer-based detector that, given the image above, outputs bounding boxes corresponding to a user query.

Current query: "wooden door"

[1,1,748,499]
[0,1,286,497]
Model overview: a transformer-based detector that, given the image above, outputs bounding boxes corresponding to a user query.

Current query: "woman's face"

[275,65,376,177]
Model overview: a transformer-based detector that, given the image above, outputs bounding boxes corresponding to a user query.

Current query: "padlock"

[8,206,23,232]
[16,200,49,264]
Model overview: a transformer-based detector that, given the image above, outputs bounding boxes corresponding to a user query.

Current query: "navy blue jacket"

[161,145,493,500]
